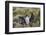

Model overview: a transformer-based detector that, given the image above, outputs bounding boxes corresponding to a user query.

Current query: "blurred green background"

[13,7,40,28]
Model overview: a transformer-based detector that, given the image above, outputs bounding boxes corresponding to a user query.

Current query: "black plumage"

[29,13,34,22]
[19,17,26,25]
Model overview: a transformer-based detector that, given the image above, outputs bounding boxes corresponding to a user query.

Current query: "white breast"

[25,16,30,24]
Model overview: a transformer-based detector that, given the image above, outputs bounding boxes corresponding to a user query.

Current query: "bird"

[19,16,26,25]
[29,13,34,22]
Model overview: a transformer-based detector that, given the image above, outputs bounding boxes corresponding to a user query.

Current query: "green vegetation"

[13,7,40,28]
